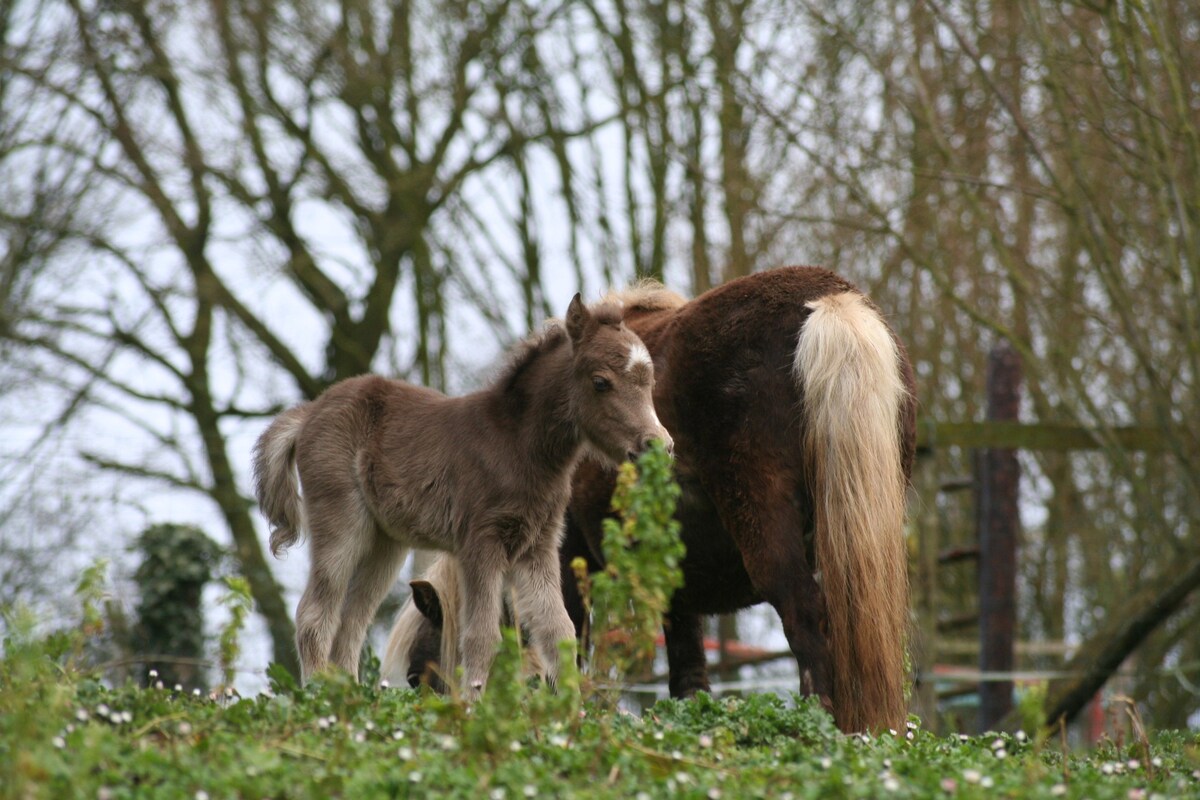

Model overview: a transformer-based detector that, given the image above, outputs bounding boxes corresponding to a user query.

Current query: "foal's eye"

[592,376,612,393]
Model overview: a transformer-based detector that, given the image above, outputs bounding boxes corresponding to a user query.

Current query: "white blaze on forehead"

[624,341,652,373]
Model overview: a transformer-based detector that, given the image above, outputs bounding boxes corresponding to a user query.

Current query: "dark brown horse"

[253,295,670,694]
[384,268,916,731]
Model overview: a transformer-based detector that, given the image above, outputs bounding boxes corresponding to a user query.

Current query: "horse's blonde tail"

[381,554,463,686]
[252,405,311,558]
[795,291,910,733]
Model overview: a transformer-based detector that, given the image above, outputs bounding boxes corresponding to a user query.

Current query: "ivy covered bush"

[132,523,222,690]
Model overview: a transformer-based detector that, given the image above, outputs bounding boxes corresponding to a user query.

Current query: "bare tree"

[0,0,587,674]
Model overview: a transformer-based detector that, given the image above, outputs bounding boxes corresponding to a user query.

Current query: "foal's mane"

[495,301,628,395]
[496,321,569,395]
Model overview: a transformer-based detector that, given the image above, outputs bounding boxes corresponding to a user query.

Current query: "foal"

[253,295,670,693]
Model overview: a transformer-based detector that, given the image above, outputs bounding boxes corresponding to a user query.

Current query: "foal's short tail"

[795,291,910,733]
[252,405,312,558]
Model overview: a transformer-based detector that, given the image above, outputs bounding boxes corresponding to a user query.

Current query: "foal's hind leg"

[295,502,375,682]
[329,534,408,679]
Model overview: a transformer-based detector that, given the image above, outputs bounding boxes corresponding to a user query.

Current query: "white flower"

[707,789,722,800]
[522,785,536,798]
[489,788,506,800]
[1051,784,1068,796]
[509,741,523,753]
[698,734,713,748]
[883,776,900,791]
[195,792,210,800]
[175,684,183,692]
[149,669,158,679]
[819,757,833,770]
[1015,730,1027,742]
[397,746,414,761]
[52,736,66,749]
[995,749,1008,760]
[981,776,994,789]
[392,729,405,740]
[96,704,110,717]
[1102,762,1116,775]
[76,709,89,722]
[409,771,423,783]
[963,769,982,784]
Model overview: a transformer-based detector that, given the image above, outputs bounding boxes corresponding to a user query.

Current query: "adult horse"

[385,268,916,731]
[254,295,670,693]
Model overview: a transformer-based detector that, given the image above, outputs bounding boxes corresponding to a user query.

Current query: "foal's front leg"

[457,544,506,699]
[511,532,578,689]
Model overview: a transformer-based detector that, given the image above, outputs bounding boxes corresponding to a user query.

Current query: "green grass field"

[4,449,1197,798]
[3,628,1198,800]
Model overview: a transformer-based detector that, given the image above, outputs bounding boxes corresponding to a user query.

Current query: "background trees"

[2,0,1197,726]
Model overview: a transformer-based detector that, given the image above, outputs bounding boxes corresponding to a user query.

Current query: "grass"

[3,646,1198,799]
[3,446,1198,798]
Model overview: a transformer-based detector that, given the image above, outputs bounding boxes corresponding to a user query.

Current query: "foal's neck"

[489,336,581,473]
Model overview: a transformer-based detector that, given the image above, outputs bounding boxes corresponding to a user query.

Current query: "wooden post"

[977,344,1021,731]
[913,453,942,729]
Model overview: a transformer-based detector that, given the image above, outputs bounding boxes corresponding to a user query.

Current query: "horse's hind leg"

[329,533,408,679]
[706,468,833,710]
[295,501,374,682]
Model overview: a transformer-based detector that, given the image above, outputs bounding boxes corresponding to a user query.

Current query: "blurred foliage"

[132,524,222,690]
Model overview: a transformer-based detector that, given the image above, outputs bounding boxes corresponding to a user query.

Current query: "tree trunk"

[1040,555,1200,727]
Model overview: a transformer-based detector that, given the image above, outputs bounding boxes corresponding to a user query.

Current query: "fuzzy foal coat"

[254,298,668,693]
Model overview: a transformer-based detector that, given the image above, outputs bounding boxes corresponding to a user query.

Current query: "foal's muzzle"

[627,432,674,463]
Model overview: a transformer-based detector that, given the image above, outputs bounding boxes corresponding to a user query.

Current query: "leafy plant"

[579,440,684,700]
[218,576,253,690]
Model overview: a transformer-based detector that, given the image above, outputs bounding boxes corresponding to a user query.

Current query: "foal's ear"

[565,293,588,345]
[410,580,444,628]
